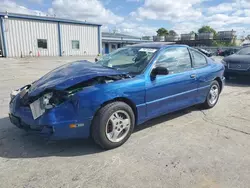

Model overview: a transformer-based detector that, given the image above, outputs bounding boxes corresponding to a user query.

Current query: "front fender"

[72,76,146,123]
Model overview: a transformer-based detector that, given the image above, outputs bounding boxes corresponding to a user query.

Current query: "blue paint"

[28,60,128,97]
[0,17,7,57]
[0,12,101,27]
[9,44,225,141]
[57,22,62,56]
[98,26,101,54]
[105,43,109,54]
[146,88,198,105]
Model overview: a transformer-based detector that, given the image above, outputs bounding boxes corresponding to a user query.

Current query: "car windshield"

[237,47,250,55]
[96,47,158,75]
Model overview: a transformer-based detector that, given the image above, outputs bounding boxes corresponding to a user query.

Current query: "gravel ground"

[0,56,250,188]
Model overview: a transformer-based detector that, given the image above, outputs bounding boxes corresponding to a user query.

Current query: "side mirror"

[151,66,169,77]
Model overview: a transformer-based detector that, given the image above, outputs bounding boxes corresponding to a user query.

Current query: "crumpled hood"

[29,60,126,97]
[223,54,250,64]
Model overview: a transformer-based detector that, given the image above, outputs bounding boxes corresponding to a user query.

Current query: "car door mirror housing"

[151,66,169,77]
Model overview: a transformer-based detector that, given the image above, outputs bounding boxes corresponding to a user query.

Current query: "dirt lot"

[0,56,250,188]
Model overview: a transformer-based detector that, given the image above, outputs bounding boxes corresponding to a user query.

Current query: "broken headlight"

[40,91,69,110]
[41,92,53,109]
[30,91,69,119]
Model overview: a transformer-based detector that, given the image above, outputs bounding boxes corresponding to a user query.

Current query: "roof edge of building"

[0,12,102,27]
[102,32,142,39]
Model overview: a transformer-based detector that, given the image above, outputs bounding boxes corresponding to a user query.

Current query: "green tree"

[198,26,217,36]
[169,30,177,36]
[189,31,196,35]
[156,28,169,36]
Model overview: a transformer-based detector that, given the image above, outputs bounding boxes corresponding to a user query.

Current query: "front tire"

[202,80,220,109]
[92,101,135,149]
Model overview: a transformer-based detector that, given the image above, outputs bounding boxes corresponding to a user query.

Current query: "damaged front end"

[13,74,131,120]
[20,89,68,120]
[9,61,132,140]
[65,74,131,93]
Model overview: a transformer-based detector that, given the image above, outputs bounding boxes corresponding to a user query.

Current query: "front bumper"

[224,67,250,76]
[9,93,93,140]
[9,113,53,136]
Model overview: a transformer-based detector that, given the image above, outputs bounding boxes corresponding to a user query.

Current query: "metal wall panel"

[0,18,3,56]
[60,23,98,56]
[5,18,59,57]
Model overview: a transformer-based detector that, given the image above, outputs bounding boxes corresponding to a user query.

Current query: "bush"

[212,40,236,47]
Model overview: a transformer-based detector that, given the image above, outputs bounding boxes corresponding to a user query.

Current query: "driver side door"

[145,46,198,119]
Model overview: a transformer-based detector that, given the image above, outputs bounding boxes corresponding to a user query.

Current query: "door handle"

[190,74,196,78]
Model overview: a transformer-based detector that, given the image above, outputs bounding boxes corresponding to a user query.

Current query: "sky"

[0,0,250,37]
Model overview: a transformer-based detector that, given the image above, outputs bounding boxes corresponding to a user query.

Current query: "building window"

[72,40,80,49]
[112,44,116,49]
[37,39,47,49]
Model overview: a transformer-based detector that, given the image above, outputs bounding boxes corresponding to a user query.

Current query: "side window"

[190,49,207,68]
[156,47,192,74]
[72,40,80,49]
[37,39,47,49]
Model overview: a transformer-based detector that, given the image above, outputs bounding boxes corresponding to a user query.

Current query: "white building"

[0,12,101,57]
[102,32,152,54]
[197,32,214,40]
[217,30,236,40]
[181,34,196,41]
[153,36,165,42]
[164,35,180,42]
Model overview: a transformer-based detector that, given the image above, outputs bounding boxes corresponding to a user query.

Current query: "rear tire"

[91,101,135,150]
[202,80,220,109]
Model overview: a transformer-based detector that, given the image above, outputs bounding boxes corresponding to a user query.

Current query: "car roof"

[129,42,189,49]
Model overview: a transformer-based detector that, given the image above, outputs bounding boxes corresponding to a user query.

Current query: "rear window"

[190,49,207,68]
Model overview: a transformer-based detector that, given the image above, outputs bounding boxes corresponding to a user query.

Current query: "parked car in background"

[242,41,250,47]
[242,44,250,47]
[217,48,223,56]
[220,48,238,57]
[9,43,225,149]
[222,46,250,79]
[196,48,213,57]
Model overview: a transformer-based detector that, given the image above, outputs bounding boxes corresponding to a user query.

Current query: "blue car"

[9,43,225,149]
